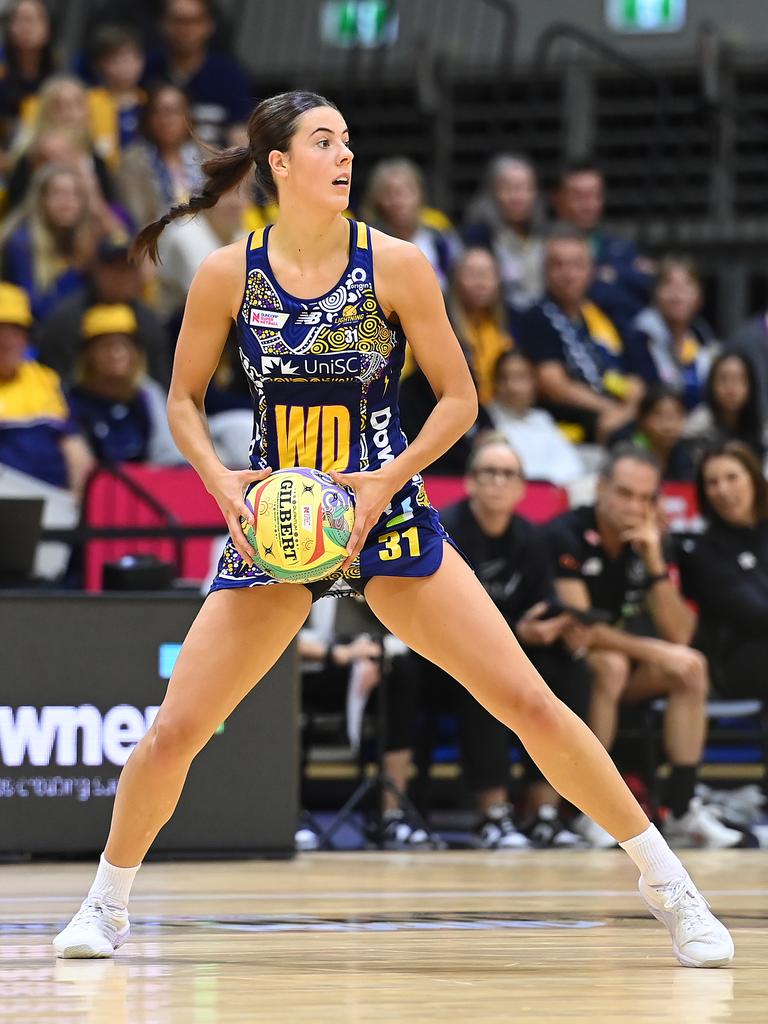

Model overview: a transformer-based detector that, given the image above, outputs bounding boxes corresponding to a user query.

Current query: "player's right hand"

[208,467,272,568]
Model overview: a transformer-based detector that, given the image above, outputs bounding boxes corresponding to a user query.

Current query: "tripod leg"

[316,776,380,850]
[379,776,446,848]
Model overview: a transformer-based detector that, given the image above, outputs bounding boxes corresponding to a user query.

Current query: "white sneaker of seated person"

[639,874,735,968]
[53,896,130,958]
[571,812,617,848]
[663,798,743,849]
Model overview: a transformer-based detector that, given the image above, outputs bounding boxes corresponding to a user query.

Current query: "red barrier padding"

[83,465,697,590]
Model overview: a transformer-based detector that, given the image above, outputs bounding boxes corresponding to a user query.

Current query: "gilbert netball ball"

[241,468,355,582]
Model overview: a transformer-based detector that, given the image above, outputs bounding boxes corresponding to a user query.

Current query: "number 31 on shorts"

[376,526,421,561]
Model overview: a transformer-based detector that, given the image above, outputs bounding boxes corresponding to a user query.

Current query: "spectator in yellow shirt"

[0,283,94,496]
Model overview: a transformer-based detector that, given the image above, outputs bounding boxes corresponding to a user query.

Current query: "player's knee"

[509,682,562,734]
[588,651,630,701]
[147,716,202,768]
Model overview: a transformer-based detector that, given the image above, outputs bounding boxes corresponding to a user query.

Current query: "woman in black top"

[685,351,766,463]
[679,440,768,698]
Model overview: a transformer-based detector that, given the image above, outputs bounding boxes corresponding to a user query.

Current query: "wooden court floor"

[0,850,766,1023]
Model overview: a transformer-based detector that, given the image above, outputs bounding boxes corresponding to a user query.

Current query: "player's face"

[467,444,524,516]
[0,324,28,381]
[545,239,592,307]
[278,107,353,212]
[702,455,756,527]
[556,172,604,231]
[598,460,659,532]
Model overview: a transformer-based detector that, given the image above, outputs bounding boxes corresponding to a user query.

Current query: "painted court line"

[1,888,766,906]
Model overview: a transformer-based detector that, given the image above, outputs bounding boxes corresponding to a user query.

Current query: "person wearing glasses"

[381,434,589,849]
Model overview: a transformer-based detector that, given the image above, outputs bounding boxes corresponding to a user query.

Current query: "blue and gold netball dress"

[210,220,459,597]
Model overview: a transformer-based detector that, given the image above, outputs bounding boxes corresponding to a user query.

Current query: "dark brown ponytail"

[131,89,338,264]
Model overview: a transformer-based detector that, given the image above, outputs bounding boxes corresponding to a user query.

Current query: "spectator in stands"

[630,385,695,483]
[145,0,252,143]
[546,445,741,849]
[0,0,56,146]
[680,441,768,703]
[36,237,170,388]
[8,74,120,207]
[633,257,716,411]
[552,159,653,325]
[88,24,147,158]
[116,82,203,229]
[513,227,645,444]
[0,282,94,495]
[67,303,180,465]
[360,157,460,292]
[447,247,514,404]
[155,182,248,318]
[462,154,545,309]
[484,350,585,486]
[0,165,106,321]
[382,436,589,849]
[685,350,767,463]
[728,308,768,418]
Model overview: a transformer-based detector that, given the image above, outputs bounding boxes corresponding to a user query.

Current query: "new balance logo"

[295,310,323,325]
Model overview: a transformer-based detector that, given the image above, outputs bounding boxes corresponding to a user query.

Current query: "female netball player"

[54,92,732,967]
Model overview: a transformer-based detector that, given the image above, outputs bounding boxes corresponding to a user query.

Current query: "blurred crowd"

[3,0,768,508]
[2,0,768,501]
[2,0,768,850]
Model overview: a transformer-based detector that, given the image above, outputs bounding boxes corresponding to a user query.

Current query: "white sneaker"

[477,804,530,850]
[663,798,743,849]
[295,826,320,852]
[639,875,735,968]
[571,812,617,849]
[53,896,130,958]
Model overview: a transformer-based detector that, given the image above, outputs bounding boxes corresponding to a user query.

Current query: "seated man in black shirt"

[546,445,742,849]
[382,435,590,849]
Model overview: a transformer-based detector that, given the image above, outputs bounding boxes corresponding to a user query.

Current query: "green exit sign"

[320,1,399,49]
[606,0,686,32]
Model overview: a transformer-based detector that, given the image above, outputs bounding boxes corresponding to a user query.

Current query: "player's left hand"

[330,467,400,571]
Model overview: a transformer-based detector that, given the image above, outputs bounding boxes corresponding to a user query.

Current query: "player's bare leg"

[53,584,311,957]
[365,545,734,967]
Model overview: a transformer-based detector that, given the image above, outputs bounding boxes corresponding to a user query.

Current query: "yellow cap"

[0,283,33,328]
[81,303,138,341]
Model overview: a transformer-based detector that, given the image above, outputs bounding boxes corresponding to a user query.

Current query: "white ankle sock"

[87,853,141,907]
[619,824,687,886]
